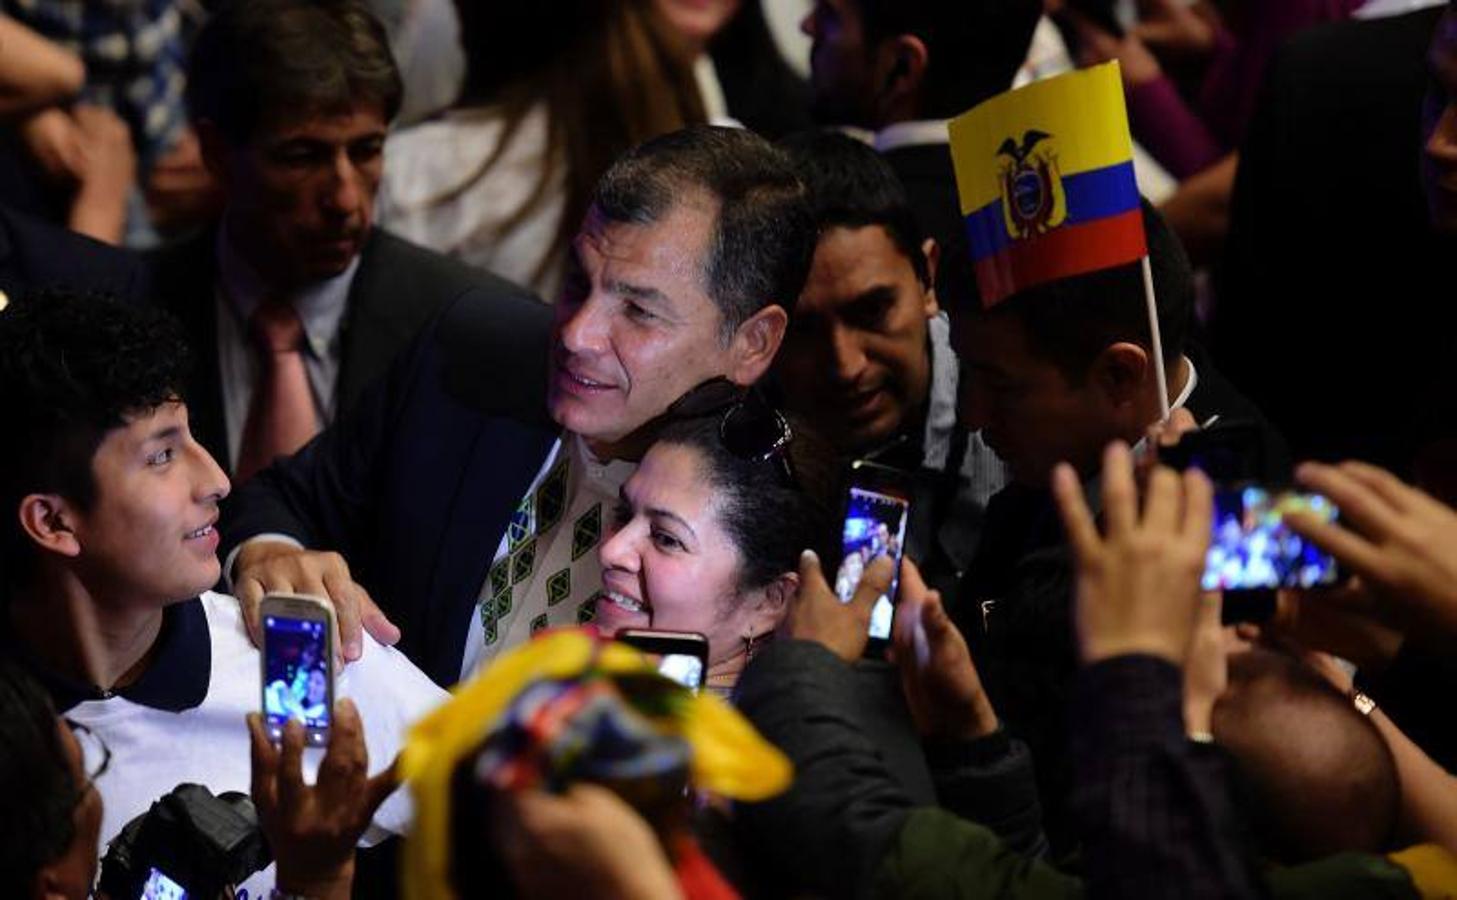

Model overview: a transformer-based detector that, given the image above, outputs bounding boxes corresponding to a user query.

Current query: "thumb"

[798,548,832,597]
[851,555,895,615]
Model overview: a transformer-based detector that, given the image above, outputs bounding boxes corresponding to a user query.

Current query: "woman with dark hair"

[592,402,841,693]
[378,0,705,301]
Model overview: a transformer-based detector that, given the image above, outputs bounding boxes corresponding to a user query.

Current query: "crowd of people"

[1,0,1456,898]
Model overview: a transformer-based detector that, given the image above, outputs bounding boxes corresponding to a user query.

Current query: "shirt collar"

[874,119,951,153]
[2,598,211,713]
[1354,0,1445,18]
[216,221,360,361]
[921,312,960,470]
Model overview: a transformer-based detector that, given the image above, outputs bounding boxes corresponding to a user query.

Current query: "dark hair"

[0,660,79,896]
[186,0,402,144]
[1213,650,1399,863]
[653,412,840,594]
[857,0,1042,118]
[0,290,192,584]
[779,129,929,285]
[938,201,1194,383]
[592,125,816,337]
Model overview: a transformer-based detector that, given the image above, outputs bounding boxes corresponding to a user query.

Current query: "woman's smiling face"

[594,441,775,666]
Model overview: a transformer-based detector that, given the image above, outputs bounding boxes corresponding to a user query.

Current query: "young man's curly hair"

[0,289,193,581]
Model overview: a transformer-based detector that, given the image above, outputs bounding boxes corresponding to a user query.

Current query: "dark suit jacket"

[951,350,1287,857]
[219,287,558,686]
[148,226,501,470]
[0,203,146,303]
[882,141,965,257]
[1215,7,1454,472]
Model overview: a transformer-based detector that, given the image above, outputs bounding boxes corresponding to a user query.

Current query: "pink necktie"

[235,303,319,481]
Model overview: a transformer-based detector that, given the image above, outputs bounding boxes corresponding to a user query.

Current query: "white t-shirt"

[65,592,446,899]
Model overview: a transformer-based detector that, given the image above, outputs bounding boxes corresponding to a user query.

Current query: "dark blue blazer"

[0,203,146,302]
[219,287,559,686]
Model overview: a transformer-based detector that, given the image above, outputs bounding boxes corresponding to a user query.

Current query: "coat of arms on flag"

[949,62,1146,307]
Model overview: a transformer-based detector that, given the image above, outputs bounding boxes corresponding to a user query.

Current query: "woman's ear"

[749,570,800,635]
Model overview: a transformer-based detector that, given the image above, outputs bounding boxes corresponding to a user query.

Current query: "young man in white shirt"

[0,289,446,897]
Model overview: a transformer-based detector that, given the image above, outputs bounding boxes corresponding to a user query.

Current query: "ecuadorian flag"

[949,62,1146,307]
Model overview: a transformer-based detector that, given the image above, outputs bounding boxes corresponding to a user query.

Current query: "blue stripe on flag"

[965,161,1140,262]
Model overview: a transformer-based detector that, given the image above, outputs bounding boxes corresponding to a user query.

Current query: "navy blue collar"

[2,598,211,713]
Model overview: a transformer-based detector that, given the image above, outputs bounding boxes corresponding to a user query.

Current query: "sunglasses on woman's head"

[719,393,797,489]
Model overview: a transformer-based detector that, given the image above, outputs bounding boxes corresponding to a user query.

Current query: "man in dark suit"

[220,126,815,687]
[148,0,516,478]
[800,0,1042,250]
[941,203,1288,855]
[0,202,145,305]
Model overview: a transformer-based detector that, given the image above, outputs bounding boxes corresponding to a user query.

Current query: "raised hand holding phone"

[834,460,914,655]
[784,550,895,663]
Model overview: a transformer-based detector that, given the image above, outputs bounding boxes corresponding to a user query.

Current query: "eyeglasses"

[65,719,111,787]
[720,393,797,488]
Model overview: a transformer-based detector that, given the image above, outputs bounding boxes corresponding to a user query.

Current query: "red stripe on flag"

[974,208,1148,308]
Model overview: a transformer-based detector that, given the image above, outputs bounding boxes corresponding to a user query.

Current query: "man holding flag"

[939,63,1287,854]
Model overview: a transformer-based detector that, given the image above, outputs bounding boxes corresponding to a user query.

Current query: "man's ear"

[872,34,929,115]
[1091,342,1151,409]
[194,119,233,184]
[921,237,940,317]
[728,303,789,386]
[17,495,82,559]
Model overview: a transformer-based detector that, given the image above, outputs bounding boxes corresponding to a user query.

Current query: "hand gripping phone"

[835,460,915,655]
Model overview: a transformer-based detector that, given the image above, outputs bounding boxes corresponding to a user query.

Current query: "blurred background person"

[378,0,706,301]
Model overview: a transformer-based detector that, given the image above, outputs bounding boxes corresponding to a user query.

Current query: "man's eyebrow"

[848,285,897,308]
[605,278,670,306]
[647,506,697,540]
[143,425,183,444]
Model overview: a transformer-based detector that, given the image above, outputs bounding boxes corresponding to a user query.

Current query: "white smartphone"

[259,593,335,746]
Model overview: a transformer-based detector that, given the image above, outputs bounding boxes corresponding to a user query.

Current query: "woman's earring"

[743,630,768,661]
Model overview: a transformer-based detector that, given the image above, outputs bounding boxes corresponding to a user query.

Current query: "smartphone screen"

[835,485,911,640]
[262,610,332,744]
[140,867,189,899]
[1202,486,1340,591]
[615,630,709,693]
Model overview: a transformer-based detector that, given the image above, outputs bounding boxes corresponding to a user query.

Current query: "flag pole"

[1140,255,1171,421]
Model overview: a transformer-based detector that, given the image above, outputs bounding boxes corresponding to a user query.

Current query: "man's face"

[778,226,936,451]
[801,0,877,127]
[66,402,231,606]
[1423,10,1457,234]
[217,104,387,287]
[548,201,744,451]
[953,311,1113,487]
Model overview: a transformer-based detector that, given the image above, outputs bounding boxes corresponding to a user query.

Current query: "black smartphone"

[835,460,914,654]
[616,629,709,693]
[1162,419,1269,483]
[260,593,335,746]
[1202,485,1342,595]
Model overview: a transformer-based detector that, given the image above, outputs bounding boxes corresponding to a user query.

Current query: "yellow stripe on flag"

[949,62,1136,215]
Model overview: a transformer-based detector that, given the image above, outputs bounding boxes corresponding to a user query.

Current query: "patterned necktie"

[236,302,318,480]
